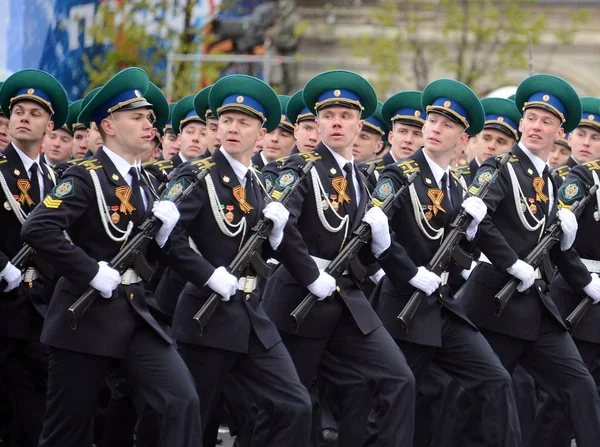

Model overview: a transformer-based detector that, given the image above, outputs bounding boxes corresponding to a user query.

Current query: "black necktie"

[129,167,145,222]
[343,162,358,219]
[441,172,453,211]
[29,163,41,206]
[542,166,550,215]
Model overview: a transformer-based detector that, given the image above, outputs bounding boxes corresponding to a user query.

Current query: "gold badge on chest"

[225,205,235,222]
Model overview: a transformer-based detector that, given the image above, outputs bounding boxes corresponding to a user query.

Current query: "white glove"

[461,197,487,241]
[506,260,536,292]
[89,261,121,299]
[263,201,289,250]
[460,260,478,281]
[557,208,578,251]
[362,207,391,257]
[583,273,600,304]
[153,201,181,247]
[409,266,442,296]
[206,266,238,302]
[307,271,336,301]
[369,268,386,284]
[0,262,22,293]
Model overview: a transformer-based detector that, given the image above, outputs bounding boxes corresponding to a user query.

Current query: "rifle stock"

[566,296,593,333]
[493,183,598,317]
[68,167,210,329]
[397,152,512,333]
[290,171,419,333]
[193,161,314,336]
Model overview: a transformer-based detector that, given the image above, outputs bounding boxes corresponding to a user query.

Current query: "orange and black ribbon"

[233,185,253,214]
[17,179,34,206]
[532,177,549,203]
[115,186,136,214]
[427,188,446,215]
[331,176,351,205]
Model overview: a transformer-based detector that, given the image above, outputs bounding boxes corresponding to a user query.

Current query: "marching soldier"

[251,94,296,170]
[287,89,319,154]
[158,102,180,161]
[163,74,311,446]
[368,78,522,447]
[40,102,76,168]
[459,74,600,447]
[194,86,220,159]
[21,67,202,447]
[262,69,416,447]
[351,101,387,163]
[552,96,600,186]
[0,69,68,446]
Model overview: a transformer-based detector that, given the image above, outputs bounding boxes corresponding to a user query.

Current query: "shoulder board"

[583,160,600,171]
[366,157,383,166]
[297,150,322,163]
[79,158,102,171]
[507,156,519,163]
[452,164,470,176]
[554,164,572,178]
[395,159,420,174]
[68,158,84,165]
[0,159,7,166]
[191,157,215,170]
[274,154,292,164]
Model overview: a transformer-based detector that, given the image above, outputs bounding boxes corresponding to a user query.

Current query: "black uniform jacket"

[21,148,171,357]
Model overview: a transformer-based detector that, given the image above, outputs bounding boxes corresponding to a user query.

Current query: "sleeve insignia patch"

[276,169,298,190]
[374,178,395,201]
[43,196,63,209]
[53,178,75,199]
[468,166,495,195]
[165,178,188,200]
[558,178,583,209]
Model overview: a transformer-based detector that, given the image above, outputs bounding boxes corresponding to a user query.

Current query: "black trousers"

[0,336,48,447]
[38,325,201,447]
[280,308,416,447]
[529,338,600,447]
[397,310,523,447]
[177,332,311,447]
[478,312,600,447]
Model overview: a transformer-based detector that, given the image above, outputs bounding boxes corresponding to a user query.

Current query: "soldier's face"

[72,129,88,158]
[104,108,154,156]
[43,128,73,164]
[0,114,9,150]
[568,126,600,163]
[8,100,53,144]
[86,122,104,153]
[518,108,562,154]
[422,112,466,155]
[177,122,207,160]
[263,127,295,162]
[294,120,318,152]
[352,129,382,163]
[205,118,221,154]
[316,106,362,153]
[218,111,265,158]
[549,143,571,169]
[389,123,423,161]
[161,132,180,160]
[474,129,514,163]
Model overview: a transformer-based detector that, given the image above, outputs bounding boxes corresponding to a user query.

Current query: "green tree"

[345,0,588,95]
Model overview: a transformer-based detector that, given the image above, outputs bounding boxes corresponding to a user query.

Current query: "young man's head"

[566,97,600,164]
[352,102,386,163]
[205,115,221,154]
[382,91,426,161]
[86,121,104,154]
[0,71,69,157]
[304,70,378,159]
[549,137,571,169]
[287,89,319,152]
[97,107,156,159]
[420,79,485,164]
[262,96,296,162]
[172,93,207,160]
[0,111,9,151]
[43,128,73,165]
[208,74,281,164]
[72,127,88,158]
[471,97,520,164]
[515,74,581,159]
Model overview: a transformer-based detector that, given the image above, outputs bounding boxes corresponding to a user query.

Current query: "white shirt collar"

[219,146,251,185]
[179,152,188,163]
[259,150,269,167]
[422,149,450,188]
[518,141,548,176]
[12,142,39,174]
[102,146,137,186]
[323,142,354,171]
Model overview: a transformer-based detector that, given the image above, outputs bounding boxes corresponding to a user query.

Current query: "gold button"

[336,286,341,293]
[245,294,250,300]
[129,293,134,300]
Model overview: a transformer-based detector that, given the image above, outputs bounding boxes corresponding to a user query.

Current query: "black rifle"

[68,167,210,329]
[193,161,315,336]
[290,171,420,333]
[494,183,598,317]
[397,152,512,333]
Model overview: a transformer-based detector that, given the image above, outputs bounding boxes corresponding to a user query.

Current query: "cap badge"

[542,94,550,102]
[27,88,34,95]
[443,100,451,108]
[333,89,341,97]
[236,96,244,104]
